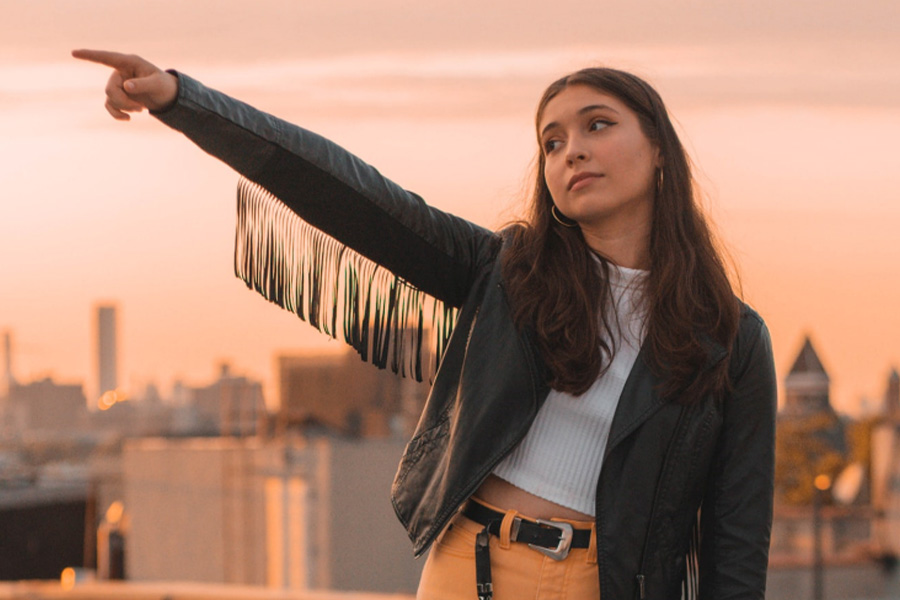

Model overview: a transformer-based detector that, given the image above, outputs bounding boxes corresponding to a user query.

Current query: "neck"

[574,193,653,269]
[580,223,651,270]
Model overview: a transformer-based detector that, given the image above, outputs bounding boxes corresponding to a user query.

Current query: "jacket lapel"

[604,334,728,460]
[603,348,665,459]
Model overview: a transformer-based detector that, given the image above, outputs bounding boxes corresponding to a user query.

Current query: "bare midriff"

[474,474,594,522]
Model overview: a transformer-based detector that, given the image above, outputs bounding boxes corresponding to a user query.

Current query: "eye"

[543,138,563,154]
[589,119,614,132]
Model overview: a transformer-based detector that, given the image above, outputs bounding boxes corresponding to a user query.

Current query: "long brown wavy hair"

[501,67,740,403]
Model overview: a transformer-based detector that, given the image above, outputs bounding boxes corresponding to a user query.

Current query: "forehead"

[539,85,631,131]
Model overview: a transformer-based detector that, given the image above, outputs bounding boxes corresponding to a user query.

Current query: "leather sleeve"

[698,312,777,599]
[152,72,498,307]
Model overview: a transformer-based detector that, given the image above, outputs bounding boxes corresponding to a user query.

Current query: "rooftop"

[0,581,414,600]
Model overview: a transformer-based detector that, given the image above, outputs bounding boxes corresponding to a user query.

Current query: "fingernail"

[124,81,135,92]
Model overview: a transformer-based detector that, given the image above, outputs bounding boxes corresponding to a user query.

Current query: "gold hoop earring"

[551,205,578,228]
[656,168,665,195]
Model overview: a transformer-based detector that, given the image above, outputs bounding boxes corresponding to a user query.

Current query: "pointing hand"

[72,50,179,120]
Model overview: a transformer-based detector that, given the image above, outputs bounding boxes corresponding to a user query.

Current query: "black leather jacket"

[155,73,777,600]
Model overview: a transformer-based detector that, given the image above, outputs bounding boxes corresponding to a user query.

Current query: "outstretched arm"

[71,49,179,119]
[71,49,497,308]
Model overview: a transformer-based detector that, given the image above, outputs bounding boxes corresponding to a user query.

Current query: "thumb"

[123,75,154,95]
[123,71,177,111]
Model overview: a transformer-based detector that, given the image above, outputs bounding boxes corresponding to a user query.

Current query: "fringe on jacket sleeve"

[234,176,458,382]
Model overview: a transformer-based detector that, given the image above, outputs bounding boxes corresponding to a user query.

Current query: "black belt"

[461,501,593,600]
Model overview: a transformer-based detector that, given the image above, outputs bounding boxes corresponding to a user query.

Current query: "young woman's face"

[539,85,660,234]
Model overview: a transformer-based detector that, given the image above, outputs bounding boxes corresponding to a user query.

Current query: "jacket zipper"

[464,305,481,353]
[633,404,691,599]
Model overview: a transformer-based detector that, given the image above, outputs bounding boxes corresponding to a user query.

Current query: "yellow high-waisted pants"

[417,498,600,599]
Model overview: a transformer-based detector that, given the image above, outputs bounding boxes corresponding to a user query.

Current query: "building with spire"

[782,336,833,416]
[770,336,882,566]
[775,336,849,505]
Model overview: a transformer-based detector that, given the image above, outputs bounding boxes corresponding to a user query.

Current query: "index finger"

[71,49,135,69]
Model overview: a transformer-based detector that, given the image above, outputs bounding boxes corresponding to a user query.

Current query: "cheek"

[618,146,657,189]
[543,161,565,200]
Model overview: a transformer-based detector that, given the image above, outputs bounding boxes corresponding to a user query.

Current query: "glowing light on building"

[98,389,127,411]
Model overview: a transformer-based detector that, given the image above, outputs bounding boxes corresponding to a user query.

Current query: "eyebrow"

[540,104,621,138]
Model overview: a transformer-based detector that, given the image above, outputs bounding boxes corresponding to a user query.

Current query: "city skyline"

[1,0,899,415]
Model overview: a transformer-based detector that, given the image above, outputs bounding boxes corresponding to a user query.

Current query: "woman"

[73,49,777,599]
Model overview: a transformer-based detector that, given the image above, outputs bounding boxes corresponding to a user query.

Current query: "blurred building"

[771,336,875,565]
[781,336,838,417]
[886,368,900,417]
[0,331,14,428]
[87,394,173,438]
[1,331,14,398]
[775,336,848,504]
[0,580,417,599]
[871,367,900,558]
[122,438,270,585]
[79,363,266,438]
[6,377,88,432]
[189,363,266,437]
[276,350,427,439]
[122,435,421,592]
[95,304,118,402]
[0,481,89,580]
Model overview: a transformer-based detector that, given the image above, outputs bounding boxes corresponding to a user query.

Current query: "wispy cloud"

[14,38,895,121]
[4,0,898,115]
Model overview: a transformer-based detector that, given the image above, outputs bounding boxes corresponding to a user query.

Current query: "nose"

[565,138,589,165]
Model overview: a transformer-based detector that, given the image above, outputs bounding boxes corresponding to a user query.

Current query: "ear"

[654,148,664,169]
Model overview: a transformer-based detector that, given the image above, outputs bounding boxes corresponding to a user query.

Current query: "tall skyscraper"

[96,304,118,400]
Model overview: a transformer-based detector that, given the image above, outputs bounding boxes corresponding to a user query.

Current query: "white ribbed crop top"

[492,263,648,516]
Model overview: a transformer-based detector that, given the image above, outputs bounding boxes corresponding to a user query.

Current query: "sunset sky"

[1,0,898,414]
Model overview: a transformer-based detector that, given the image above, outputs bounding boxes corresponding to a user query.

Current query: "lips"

[567,172,604,191]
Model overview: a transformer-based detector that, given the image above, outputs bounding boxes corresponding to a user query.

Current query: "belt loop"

[499,510,519,550]
[586,522,597,565]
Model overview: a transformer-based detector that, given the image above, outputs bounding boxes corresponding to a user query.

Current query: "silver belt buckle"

[528,519,574,561]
